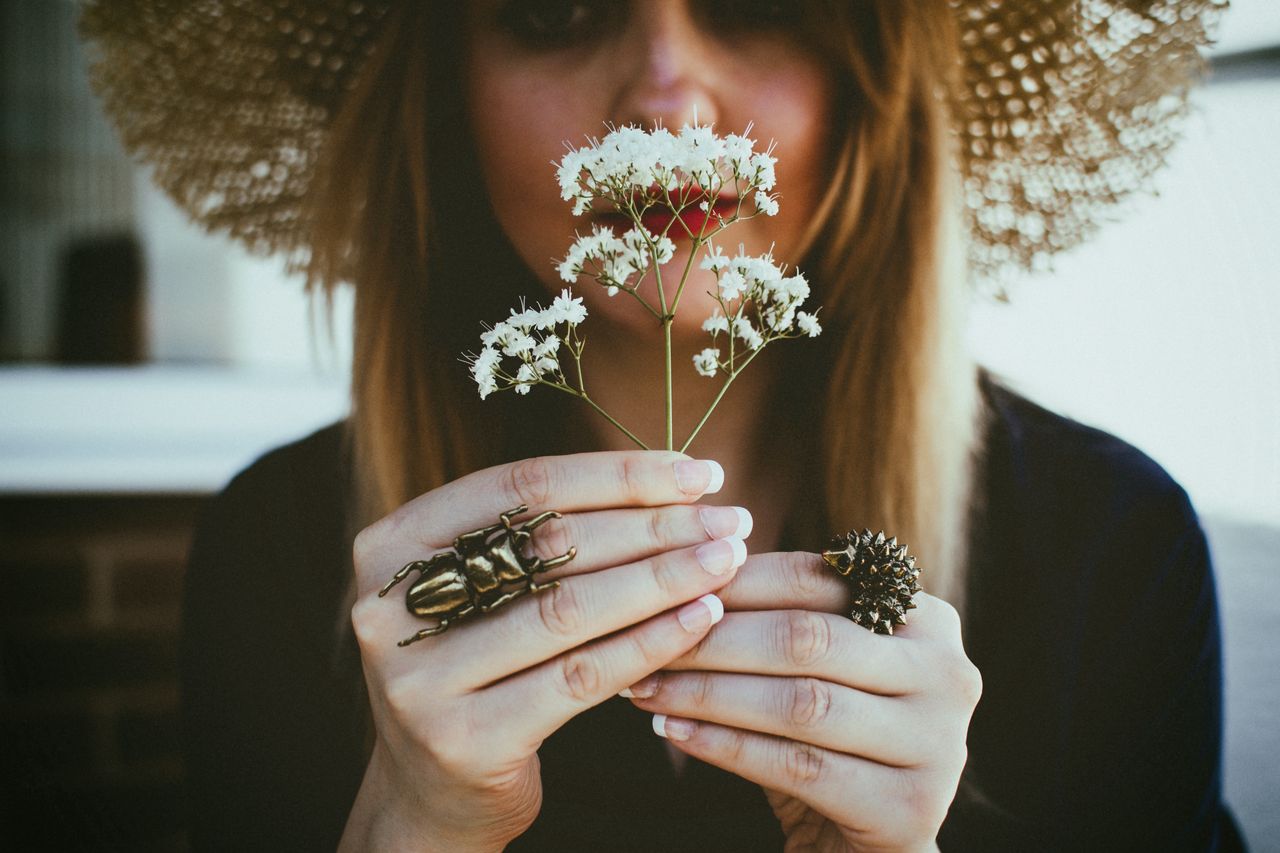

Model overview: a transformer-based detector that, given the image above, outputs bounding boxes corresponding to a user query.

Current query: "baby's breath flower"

[466,289,588,402]
[692,348,721,378]
[702,312,729,334]
[550,288,588,326]
[796,311,823,338]
[734,315,765,351]
[754,190,779,217]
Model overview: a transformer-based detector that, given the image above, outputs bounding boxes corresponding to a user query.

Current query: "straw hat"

[77,0,1227,292]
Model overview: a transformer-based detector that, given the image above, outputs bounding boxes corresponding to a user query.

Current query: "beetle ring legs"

[379,505,577,647]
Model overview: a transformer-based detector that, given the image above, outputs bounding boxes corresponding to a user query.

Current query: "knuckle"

[647,507,681,551]
[537,582,585,638]
[532,515,576,561]
[961,660,984,706]
[617,455,648,503]
[724,727,751,766]
[788,677,833,729]
[508,456,555,509]
[382,679,418,727]
[689,671,716,710]
[349,598,380,651]
[556,649,604,704]
[787,551,825,599]
[783,741,826,786]
[781,610,833,670]
[941,652,983,707]
[422,711,472,773]
[646,552,684,601]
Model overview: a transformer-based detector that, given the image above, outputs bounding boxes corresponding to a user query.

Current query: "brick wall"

[2,496,205,851]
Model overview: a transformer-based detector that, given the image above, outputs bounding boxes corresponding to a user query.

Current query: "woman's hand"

[624,551,982,853]
[339,451,752,852]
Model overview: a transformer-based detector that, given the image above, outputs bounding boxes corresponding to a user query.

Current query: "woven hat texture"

[78,0,1227,288]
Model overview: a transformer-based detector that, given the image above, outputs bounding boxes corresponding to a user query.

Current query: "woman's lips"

[593,197,739,240]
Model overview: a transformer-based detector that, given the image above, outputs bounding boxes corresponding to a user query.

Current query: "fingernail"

[652,714,696,742]
[619,674,659,699]
[695,537,747,575]
[677,593,724,632]
[674,459,724,496]
[698,505,753,539]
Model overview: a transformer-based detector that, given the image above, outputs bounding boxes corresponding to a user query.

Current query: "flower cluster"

[556,123,778,220]
[557,224,676,296]
[693,244,822,378]
[465,121,827,453]
[465,289,587,399]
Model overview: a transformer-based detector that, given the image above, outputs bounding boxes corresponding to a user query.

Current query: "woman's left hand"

[623,551,982,853]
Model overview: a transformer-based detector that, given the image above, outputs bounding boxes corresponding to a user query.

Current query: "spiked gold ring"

[378,504,576,647]
[820,529,922,635]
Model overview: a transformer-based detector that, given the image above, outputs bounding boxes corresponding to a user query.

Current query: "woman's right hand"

[338,451,751,852]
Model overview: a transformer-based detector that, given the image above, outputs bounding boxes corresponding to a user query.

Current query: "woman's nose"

[611,1,721,129]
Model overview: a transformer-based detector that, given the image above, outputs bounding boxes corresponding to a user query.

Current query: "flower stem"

[679,348,763,454]
[651,238,674,451]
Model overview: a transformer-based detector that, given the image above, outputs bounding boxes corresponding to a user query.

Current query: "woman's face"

[464,0,837,337]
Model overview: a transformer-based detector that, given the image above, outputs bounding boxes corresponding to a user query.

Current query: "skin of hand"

[623,552,982,853]
[338,450,754,852]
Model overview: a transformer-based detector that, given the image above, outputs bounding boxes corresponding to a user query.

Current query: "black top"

[180,373,1245,851]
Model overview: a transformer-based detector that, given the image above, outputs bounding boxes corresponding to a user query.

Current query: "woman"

[81,0,1242,850]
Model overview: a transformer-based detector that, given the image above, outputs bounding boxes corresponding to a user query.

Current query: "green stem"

[679,347,763,454]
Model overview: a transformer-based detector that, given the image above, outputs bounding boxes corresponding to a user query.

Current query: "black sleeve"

[942,380,1244,852]
[1060,496,1241,851]
[180,427,367,852]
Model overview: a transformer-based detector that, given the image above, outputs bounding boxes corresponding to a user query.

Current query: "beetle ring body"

[378,505,576,646]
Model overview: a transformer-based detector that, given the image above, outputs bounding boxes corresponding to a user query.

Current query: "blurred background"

[1,0,1276,849]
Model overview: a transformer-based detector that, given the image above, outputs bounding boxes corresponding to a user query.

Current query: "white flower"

[533,355,560,375]
[551,288,588,326]
[754,190,779,216]
[700,244,729,274]
[692,348,720,378]
[733,315,765,350]
[722,133,754,176]
[717,268,748,301]
[479,320,510,349]
[502,330,537,357]
[533,336,562,358]
[796,311,822,337]
[557,123,777,219]
[702,312,729,334]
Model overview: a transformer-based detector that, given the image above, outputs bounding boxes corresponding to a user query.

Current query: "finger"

[525,503,754,581]
[718,553,958,642]
[419,537,749,689]
[472,593,728,756]
[628,671,924,766]
[355,451,726,592]
[651,718,920,837]
[664,610,918,695]
[715,551,846,612]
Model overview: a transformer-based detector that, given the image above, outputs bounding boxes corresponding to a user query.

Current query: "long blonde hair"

[303,0,987,625]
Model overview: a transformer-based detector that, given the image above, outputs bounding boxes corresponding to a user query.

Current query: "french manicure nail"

[695,538,748,575]
[652,714,695,742]
[674,459,724,496]
[676,593,724,633]
[698,505,753,539]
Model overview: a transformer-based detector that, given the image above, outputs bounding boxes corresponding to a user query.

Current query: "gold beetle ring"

[820,529,923,635]
[378,504,577,647]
